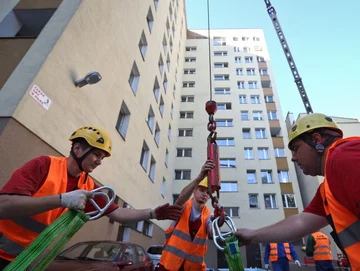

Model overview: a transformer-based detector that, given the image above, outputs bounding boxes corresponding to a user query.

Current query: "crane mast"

[264,0,313,114]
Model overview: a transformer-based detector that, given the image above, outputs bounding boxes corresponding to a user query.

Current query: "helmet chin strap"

[70,148,94,172]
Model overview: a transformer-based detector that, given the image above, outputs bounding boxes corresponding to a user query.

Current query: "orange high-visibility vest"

[320,137,360,270]
[269,243,291,262]
[311,232,332,261]
[0,156,95,261]
[160,199,211,271]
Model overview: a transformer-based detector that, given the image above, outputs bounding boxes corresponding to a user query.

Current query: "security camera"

[75,71,102,88]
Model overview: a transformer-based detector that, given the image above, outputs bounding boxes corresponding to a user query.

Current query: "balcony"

[276,157,288,170]
[263,87,273,96]
[272,137,285,148]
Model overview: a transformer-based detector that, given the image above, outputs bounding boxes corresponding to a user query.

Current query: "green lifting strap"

[5,210,89,271]
[223,235,245,271]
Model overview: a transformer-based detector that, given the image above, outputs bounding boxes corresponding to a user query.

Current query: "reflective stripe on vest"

[321,137,360,269]
[160,199,211,271]
[0,156,95,261]
[269,243,291,262]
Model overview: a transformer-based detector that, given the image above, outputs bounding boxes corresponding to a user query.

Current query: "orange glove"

[154,203,183,220]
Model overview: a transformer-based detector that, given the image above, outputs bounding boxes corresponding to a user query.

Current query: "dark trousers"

[315,260,335,271]
[0,257,10,270]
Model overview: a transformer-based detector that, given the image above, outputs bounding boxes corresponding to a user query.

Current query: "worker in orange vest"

[233,113,360,270]
[0,126,182,269]
[264,242,301,271]
[158,160,215,271]
[302,231,334,271]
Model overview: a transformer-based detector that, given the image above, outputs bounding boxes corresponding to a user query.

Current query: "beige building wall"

[0,0,187,249]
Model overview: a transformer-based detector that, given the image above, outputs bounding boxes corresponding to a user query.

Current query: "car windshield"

[58,242,124,262]
[147,247,163,255]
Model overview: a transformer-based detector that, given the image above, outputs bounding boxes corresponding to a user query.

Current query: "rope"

[5,210,89,271]
[206,0,213,101]
[223,236,245,271]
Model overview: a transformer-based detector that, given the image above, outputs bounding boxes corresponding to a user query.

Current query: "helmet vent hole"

[97,137,104,144]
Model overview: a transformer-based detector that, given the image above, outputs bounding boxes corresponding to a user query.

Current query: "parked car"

[147,245,163,268]
[46,240,154,270]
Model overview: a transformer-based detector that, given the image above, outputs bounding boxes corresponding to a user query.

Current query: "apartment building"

[0,0,187,249]
[176,29,304,268]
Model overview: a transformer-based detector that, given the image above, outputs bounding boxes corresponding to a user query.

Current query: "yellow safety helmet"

[69,126,112,156]
[288,113,343,149]
[198,177,208,188]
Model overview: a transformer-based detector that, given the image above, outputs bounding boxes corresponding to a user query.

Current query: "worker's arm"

[174,160,214,207]
[289,243,300,261]
[234,212,328,244]
[206,215,213,239]
[305,235,315,257]
[263,243,270,264]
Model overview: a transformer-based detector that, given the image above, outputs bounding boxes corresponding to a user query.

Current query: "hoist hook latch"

[86,186,116,220]
[212,215,237,251]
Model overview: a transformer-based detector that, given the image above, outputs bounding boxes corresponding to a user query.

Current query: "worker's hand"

[198,160,215,180]
[232,228,256,246]
[295,260,301,268]
[264,264,270,270]
[154,203,183,220]
[301,246,306,252]
[60,190,93,210]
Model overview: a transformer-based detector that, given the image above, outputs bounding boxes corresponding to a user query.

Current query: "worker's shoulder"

[330,139,360,159]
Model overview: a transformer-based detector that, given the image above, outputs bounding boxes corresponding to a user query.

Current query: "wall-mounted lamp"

[75,71,102,88]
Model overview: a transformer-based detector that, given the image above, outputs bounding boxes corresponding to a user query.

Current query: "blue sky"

[185,0,360,119]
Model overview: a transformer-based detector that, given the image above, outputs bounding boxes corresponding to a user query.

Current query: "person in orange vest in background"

[158,160,215,271]
[233,114,360,270]
[0,126,182,269]
[264,242,301,271]
[302,231,334,271]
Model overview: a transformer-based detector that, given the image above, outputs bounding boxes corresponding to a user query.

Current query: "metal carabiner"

[86,186,116,220]
[212,215,237,251]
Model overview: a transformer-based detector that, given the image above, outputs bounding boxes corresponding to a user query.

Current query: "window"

[241,111,249,120]
[224,207,239,217]
[253,111,263,120]
[173,85,176,98]
[237,81,245,89]
[182,81,195,88]
[242,128,251,139]
[213,36,226,46]
[258,148,270,160]
[159,96,164,116]
[166,54,170,70]
[250,95,260,104]
[165,149,169,166]
[116,101,131,139]
[214,51,227,56]
[265,95,274,103]
[278,170,290,183]
[248,81,258,89]
[154,123,160,146]
[181,95,194,102]
[247,68,256,75]
[257,56,265,62]
[260,69,268,75]
[234,47,241,52]
[163,73,168,91]
[233,36,239,41]
[217,138,235,146]
[128,62,140,94]
[249,194,259,208]
[153,77,160,102]
[236,68,243,75]
[274,148,286,158]
[149,156,156,181]
[185,57,196,62]
[171,23,175,37]
[142,222,153,237]
[268,111,278,120]
[239,95,247,104]
[169,37,173,52]
[243,46,251,52]
[158,55,164,75]
[184,69,196,74]
[166,18,171,36]
[178,129,193,137]
[261,170,273,184]
[169,3,173,20]
[168,124,172,140]
[214,62,228,68]
[172,194,179,204]
[264,194,277,209]
[215,88,230,94]
[245,57,253,63]
[235,57,241,63]
[253,37,260,41]
[177,148,192,157]
[147,8,154,32]
[214,75,229,80]
[185,46,197,51]
[216,119,233,127]
[175,170,191,180]
[161,178,166,197]
[180,111,193,119]
[221,182,238,192]
[282,194,297,208]
[242,36,249,41]
[255,128,266,139]
[244,148,254,159]
[144,107,155,133]
[162,34,168,53]
[154,0,159,10]
[217,103,232,110]
[170,103,174,119]
[138,31,148,59]
[140,141,150,171]
[247,170,257,184]
[219,158,236,168]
